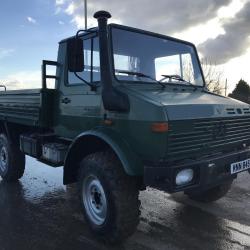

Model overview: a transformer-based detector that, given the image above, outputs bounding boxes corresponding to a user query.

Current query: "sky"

[0,0,249,93]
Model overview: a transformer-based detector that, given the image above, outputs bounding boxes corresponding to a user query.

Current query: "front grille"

[168,116,250,159]
[226,107,250,115]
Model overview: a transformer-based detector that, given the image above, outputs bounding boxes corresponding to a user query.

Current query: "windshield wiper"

[160,74,185,82]
[116,70,165,88]
[160,74,197,90]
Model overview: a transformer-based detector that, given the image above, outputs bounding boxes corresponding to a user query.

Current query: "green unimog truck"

[0,10,250,243]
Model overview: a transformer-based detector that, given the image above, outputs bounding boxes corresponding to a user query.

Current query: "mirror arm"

[76,29,96,38]
[73,30,99,91]
[73,72,98,91]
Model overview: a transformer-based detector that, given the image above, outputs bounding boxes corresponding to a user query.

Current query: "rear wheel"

[187,180,233,203]
[78,150,140,243]
[0,134,25,182]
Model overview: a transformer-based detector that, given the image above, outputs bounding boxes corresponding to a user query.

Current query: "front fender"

[63,127,143,184]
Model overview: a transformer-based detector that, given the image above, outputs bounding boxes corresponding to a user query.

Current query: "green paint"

[0,23,249,178]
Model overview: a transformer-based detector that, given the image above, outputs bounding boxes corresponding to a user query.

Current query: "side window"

[68,36,100,85]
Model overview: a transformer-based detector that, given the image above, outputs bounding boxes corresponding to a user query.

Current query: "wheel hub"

[82,175,107,226]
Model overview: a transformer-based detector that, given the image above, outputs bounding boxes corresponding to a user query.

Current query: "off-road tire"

[187,180,233,203]
[78,150,141,244]
[0,134,25,182]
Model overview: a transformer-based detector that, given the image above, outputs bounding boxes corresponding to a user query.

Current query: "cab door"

[56,34,103,139]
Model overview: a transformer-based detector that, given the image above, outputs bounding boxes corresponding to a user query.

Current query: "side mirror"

[67,38,84,72]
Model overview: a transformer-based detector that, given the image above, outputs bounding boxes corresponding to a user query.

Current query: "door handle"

[61,97,71,104]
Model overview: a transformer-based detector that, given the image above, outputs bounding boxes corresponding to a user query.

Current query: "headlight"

[176,169,194,186]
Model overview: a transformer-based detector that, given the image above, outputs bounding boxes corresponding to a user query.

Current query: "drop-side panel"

[0,89,56,127]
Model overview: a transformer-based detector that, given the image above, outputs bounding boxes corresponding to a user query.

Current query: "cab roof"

[59,27,98,44]
[59,23,195,48]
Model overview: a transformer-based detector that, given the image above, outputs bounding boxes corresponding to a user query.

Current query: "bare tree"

[200,58,226,95]
[182,57,226,95]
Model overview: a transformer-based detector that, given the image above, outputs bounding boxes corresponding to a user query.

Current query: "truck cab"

[55,11,250,188]
[0,10,250,244]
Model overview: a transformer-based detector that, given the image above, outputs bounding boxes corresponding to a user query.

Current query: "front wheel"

[186,180,233,203]
[0,134,25,182]
[78,150,141,243]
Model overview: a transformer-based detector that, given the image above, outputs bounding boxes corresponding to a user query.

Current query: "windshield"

[111,27,204,86]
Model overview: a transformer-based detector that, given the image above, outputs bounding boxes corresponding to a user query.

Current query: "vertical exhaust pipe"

[94,11,130,112]
[94,11,112,91]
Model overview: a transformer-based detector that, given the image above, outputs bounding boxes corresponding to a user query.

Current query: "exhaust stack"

[94,11,130,112]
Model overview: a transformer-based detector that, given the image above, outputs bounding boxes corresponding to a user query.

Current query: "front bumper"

[144,148,250,193]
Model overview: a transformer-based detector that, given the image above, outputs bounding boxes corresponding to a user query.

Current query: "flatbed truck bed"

[0,89,56,127]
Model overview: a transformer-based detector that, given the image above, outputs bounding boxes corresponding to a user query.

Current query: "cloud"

[27,16,37,24]
[55,0,66,14]
[58,20,65,25]
[0,68,58,90]
[55,0,65,5]
[56,0,231,33]
[0,71,41,90]
[56,0,250,65]
[0,48,14,60]
[198,1,250,64]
